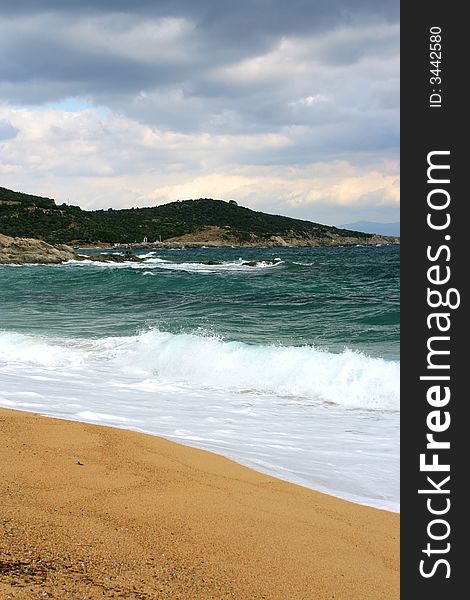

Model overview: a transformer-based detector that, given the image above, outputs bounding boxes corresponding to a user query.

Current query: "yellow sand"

[0,408,399,598]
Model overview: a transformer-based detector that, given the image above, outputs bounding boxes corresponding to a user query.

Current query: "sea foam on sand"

[0,328,400,511]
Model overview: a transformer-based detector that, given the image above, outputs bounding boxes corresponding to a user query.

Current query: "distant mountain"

[0,186,398,247]
[340,221,400,236]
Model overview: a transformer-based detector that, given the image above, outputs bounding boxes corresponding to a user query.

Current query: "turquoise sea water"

[0,245,400,509]
[0,246,399,357]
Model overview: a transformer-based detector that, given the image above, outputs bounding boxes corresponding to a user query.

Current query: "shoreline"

[77,239,400,250]
[1,233,400,265]
[1,406,400,513]
[0,407,399,598]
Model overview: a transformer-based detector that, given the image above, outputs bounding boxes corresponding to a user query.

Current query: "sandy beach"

[0,408,399,599]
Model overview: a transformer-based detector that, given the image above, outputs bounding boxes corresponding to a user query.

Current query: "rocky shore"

[0,231,399,265]
[79,229,399,251]
[0,234,143,265]
[137,226,397,249]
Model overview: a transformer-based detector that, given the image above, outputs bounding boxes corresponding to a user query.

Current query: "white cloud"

[0,103,398,224]
[0,2,399,223]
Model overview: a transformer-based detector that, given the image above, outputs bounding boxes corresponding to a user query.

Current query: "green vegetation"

[0,186,373,245]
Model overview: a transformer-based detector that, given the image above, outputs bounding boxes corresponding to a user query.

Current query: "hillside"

[0,187,397,247]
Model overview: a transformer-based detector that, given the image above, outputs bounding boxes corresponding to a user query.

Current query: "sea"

[0,245,400,511]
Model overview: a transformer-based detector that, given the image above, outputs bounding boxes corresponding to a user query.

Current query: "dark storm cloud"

[0,1,398,25]
[0,1,399,140]
[0,0,380,85]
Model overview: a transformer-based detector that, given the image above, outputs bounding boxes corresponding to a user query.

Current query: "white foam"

[0,330,398,410]
[138,251,158,258]
[144,257,283,273]
[4,391,43,398]
[64,256,283,273]
[0,399,17,406]
[0,329,399,510]
[0,332,85,368]
[76,410,133,423]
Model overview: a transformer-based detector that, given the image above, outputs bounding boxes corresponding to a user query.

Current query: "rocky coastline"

[0,232,399,265]
[0,234,143,265]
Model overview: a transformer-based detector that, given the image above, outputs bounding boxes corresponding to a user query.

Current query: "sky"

[0,1,399,226]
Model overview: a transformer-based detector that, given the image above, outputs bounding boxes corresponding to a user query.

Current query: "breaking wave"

[0,329,399,411]
[65,255,283,272]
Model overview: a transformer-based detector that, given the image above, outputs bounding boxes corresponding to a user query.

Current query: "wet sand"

[0,408,399,599]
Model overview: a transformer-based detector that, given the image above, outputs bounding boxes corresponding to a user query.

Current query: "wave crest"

[65,256,283,272]
[0,329,399,411]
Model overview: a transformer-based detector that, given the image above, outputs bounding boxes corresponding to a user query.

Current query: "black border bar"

[401,3,465,597]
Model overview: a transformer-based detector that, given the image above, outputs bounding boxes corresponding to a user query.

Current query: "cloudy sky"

[0,0,399,226]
